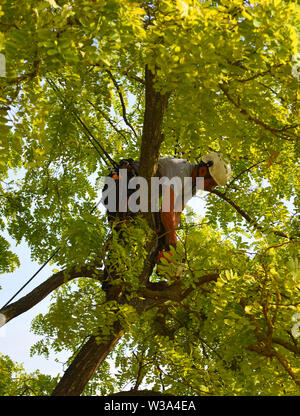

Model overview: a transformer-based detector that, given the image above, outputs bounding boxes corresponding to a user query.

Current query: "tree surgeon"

[153,152,231,263]
[101,152,231,287]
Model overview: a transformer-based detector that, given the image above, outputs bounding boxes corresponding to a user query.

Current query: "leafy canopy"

[0,0,299,395]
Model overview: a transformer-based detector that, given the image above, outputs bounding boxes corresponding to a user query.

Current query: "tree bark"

[139,65,170,227]
[0,264,103,325]
[51,65,171,396]
[1,64,171,396]
[210,189,293,239]
[139,66,170,179]
[51,320,124,396]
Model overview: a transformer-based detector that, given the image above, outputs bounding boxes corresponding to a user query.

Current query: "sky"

[0,230,70,376]
[0,175,296,383]
[0,89,208,379]
[1,159,296,380]
[0,181,207,378]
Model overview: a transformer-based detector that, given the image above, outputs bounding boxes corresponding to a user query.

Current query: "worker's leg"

[160,211,181,246]
[157,187,182,263]
[157,188,186,278]
[160,186,182,246]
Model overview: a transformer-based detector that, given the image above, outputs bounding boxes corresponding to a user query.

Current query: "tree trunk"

[51,321,123,396]
[51,64,170,396]
[139,65,170,226]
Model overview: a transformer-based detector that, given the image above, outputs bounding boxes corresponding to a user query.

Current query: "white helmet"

[201,152,231,186]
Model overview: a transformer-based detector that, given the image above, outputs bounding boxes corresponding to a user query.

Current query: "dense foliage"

[0,0,299,395]
[0,353,58,396]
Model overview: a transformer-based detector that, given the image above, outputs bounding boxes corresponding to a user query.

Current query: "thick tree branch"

[52,63,172,396]
[210,189,292,239]
[233,64,283,83]
[272,349,300,386]
[139,66,170,179]
[0,21,21,30]
[142,273,219,302]
[225,159,266,190]
[0,263,103,326]
[249,341,300,387]
[219,83,299,142]
[52,320,124,396]
[272,337,300,355]
[139,65,170,227]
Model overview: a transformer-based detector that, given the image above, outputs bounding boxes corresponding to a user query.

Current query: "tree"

[0,0,299,396]
[0,353,58,396]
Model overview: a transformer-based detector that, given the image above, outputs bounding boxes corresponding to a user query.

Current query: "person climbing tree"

[155,152,231,263]
[102,152,231,266]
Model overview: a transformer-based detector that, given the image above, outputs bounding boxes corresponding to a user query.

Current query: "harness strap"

[104,159,139,222]
[192,161,212,191]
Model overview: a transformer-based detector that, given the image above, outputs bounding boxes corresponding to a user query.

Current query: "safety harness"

[102,158,139,223]
[191,160,214,193]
